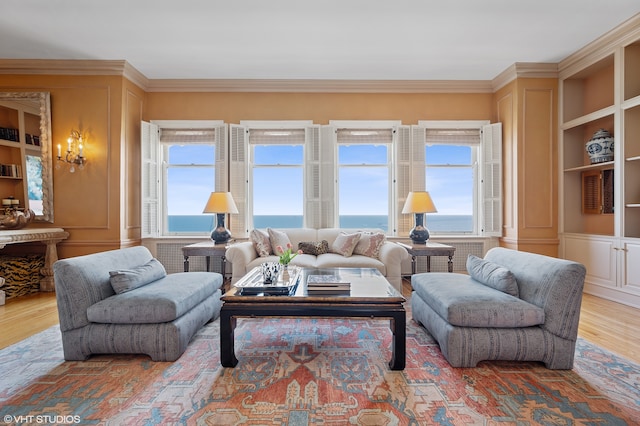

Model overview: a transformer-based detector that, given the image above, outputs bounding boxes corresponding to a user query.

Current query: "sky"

[165,142,473,217]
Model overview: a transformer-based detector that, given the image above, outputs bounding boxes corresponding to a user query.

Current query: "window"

[251,131,305,228]
[141,121,227,238]
[416,121,502,237]
[229,122,317,236]
[426,141,476,233]
[336,129,393,231]
[164,138,216,234]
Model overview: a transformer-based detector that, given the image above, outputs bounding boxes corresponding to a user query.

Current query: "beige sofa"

[225,228,409,291]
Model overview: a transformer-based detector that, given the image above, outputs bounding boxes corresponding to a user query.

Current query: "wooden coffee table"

[219,267,406,370]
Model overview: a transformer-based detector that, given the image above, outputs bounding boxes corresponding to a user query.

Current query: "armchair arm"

[225,242,258,283]
[378,241,409,278]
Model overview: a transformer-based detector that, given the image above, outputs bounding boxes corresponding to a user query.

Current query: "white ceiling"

[1,0,639,81]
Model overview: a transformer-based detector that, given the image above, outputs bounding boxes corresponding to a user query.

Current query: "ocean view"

[168,215,473,233]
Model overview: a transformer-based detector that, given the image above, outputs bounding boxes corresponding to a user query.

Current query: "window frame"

[143,120,226,238]
[329,120,401,233]
[415,120,501,237]
[230,121,316,235]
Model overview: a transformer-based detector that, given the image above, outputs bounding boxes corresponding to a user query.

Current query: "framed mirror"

[0,92,53,222]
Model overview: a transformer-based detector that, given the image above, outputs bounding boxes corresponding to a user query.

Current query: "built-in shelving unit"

[0,101,41,211]
[559,24,640,308]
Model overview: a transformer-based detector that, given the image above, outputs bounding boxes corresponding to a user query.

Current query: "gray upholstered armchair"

[411,247,586,369]
[53,246,223,361]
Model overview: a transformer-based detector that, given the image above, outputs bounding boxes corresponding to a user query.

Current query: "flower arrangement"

[276,243,302,266]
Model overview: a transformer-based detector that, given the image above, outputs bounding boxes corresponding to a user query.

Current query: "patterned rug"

[1,313,639,425]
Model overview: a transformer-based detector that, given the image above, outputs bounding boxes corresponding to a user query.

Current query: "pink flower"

[276,244,301,265]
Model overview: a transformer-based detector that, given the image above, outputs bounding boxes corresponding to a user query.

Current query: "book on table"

[307,274,351,294]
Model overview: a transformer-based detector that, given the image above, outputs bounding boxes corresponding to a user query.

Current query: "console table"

[0,228,69,291]
[398,241,456,274]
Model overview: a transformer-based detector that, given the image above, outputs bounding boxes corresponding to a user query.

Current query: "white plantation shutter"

[395,125,414,235]
[141,121,160,238]
[215,124,228,191]
[229,124,248,237]
[481,123,503,236]
[305,125,322,228]
[320,126,337,228]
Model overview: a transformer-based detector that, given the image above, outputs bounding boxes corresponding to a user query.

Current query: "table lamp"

[402,191,437,244]
[203,192,239,243]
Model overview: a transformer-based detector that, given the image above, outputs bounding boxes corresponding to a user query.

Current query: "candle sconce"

[57,129,86,173]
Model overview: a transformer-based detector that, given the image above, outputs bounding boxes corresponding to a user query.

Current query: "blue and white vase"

[586,129,614,164]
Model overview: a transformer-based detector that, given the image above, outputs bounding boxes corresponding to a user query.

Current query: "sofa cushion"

[411,273,544,328]
[109,258,167,294]
[331,232,361,257]
[466,254,519,297]
[88,272,222,324]
[353,231,386,258]
[267,228,292,254]
[298,240,329,255]
[250,229,272,257]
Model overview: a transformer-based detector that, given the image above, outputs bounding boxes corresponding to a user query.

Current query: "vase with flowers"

[276,243,302,282]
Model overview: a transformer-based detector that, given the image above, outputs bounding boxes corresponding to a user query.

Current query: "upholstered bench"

[411,247,586,369]
[54,246,223,361]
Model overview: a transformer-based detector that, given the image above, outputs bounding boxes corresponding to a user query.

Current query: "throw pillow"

[353,231,386,258]
[109,258,167,294]
[250,229,272,257]
[466,254,519,297]
[330,232,361,257]
[267,228,292,255]
[298,240,330,256]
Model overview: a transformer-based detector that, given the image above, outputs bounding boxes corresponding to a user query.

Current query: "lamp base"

[409,212,430,244]
[210,213,231,243]
[409,226,430,244]
[211,227,231,243]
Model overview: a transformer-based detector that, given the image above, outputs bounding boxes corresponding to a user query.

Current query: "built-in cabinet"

[0,100,41,212]
[560,28,640,308]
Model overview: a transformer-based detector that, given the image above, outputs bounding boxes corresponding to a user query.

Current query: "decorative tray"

[235,266,301,296]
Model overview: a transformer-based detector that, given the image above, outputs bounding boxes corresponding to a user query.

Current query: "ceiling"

[1,1,639,81]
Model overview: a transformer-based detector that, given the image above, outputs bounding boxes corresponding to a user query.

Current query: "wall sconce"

[57,130,86,173]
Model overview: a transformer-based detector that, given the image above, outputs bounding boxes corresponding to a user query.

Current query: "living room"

[1,2,640,424]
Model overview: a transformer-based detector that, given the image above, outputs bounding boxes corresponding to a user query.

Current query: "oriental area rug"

[1,311,639,425]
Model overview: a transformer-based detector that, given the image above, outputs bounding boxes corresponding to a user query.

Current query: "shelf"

[562,54,615,122]
[565,161,614,173]
[627,156,640,162]
[626,204,640,208]
[561,106,616,130]
[624,41,640,101]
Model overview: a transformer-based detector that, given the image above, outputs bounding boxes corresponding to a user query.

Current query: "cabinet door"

[564,235,616,288]
[623,241,640,291]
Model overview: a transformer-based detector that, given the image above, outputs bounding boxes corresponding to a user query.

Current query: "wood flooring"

[1,288,639,365]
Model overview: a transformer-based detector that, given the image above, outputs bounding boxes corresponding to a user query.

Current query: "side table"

[398,241,456,274]
[182,241,228,277]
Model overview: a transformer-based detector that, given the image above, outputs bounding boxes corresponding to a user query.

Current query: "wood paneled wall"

[1,73,560,259]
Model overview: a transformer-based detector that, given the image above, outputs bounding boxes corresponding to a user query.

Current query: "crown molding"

[0,59,561,94]
[0,59,150,89]
[492,63,559,91]
[559,12,640,78]
[144,78,494,93]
